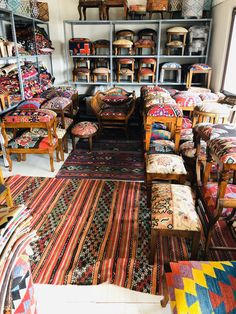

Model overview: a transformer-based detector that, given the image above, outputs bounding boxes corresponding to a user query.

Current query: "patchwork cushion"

[102,94,130,105]
[208,137,236,164]
[54,86,78,99]
[71,121,98,137]
[182,117,192,129]
[113,39,133,46]
[69,38,93,56]
[167,27,188,33]
[151,129,171,141]
[146,154,187,174]
[93,39,110,47]
[165,261,236,314]
[195,123,236,141]
[149,139,175,154]
[174,92,201,107]
[146,103,183,117]
[144,93,175,108]
[141,85,170,95]
[104,88,130,97]
[40,87,59,100]
[8,131,57,149]
[3,109,56,123]
[151,184,199,231]
[18,100,41,109]
[190,63,211,71]
[42,97,71,110]
[134,39,155,46]
[93,67,110,74]
[58,117,73,130]
[180,140,206,159]
[203,182,236,217]
[100,107,127,118]
[30,127,66,139]
[162,62,181,69]
[180,128,193,142]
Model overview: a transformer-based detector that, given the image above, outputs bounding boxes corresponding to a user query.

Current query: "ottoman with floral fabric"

[150,183,202,264]
[71,121,98,151]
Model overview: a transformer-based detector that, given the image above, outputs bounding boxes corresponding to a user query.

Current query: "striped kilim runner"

[5,175,236,294]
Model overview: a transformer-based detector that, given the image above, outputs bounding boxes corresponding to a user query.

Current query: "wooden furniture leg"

[78,5,82,20]
[49,152,55,172]
[72,134,76,150]
[191,231,201,259]
[88,136,93,151]
[161,274,169,308]
[83,7,87,20]
[207,69,212,89]
[149,228,158,265]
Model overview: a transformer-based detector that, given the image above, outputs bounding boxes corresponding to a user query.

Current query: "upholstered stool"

[93,39,110,55]
[160,62,182,83]
[73,59,90,82]
[103,0,128,20]
[150,183,201,264]
[128,5,146,19]
[161,261,236,312]
[78,0,103,20]
[186,64,212,89]
[71,121,98,151]
[166,27,188,55]
[93,67,110,82]
[134,39,155,55]
[138,58,156,83]
[146,0,168,19]
[117,58,134,82]
[113,39,133,55]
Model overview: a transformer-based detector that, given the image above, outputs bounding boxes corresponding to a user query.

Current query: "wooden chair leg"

[72,135,76,150]
[88,136,92,151]
[6,186,13,208]
[64,135,69,153]
[22,154,26,161]
[146,174,152,208]
[161,274,169,308]
[205,223,215,254]
[149,228,158,265]
[49,152,55,172]
[6,154,12,171]
[56,147,60,162]
[17,154,21,162]
[191,231,201,259]
[58,139,64,161]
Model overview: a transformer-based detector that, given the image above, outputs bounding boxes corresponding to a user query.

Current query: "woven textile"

[182,0,204,18]
[169,0,182,11]
[3,109,56,123]
[165,260,236,314]
[146,103,183,117]
[146,154,187,174]
[208,137,236,164]
[195,123,236,141]
[72,122,98,137]
[41,97,71,110]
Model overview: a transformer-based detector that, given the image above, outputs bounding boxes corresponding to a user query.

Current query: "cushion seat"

[119,68,134,75]
[195,102,231,118]
[30,127,66,140]
[180,128,193,142]
[71,121,98,137]
[174,93,201,107]
[149,140,175,154]
[162,62,181,69]
[41,97,72,110]
[208,137,236,164]
[203,182,236,217]
[118,58,134,64]
[100,106,127,118]
[113,39,133,47]
[146,103,183,117]
[166,40,183,47]
[195,123,236,142]
[58,117,73,130]
[182,117,192,129]
[139,68,154,75]
[164,261,236,314]
[93,67,110,74]
[190,63,211,71]
[3,109,56,123]
[102,94,130,105]
[134,39,155,46]
[74,67,90,74]
[146,154,187,174]
[7,131,57,149]
[151,184,200,231]
[167,27,188,33]
[180,140,206,159]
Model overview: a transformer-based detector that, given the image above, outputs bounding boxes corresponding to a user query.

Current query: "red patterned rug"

[6,176,236,295]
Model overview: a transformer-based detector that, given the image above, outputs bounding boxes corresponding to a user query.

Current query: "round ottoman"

[71,121,98,151]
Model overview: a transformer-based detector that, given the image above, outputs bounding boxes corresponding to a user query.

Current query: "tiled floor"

[1,141,171,314]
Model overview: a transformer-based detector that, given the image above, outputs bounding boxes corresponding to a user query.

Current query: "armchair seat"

[208,137,236,164]
[202,182,236,218]
[100,106,128,118]
[195,123,236,142]
[146,154,187,174]
[146,103,182,117]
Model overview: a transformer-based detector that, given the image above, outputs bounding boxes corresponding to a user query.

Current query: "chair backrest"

[192,110,219,127]
[0,94,11,112]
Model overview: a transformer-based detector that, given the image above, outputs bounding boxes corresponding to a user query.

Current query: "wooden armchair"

[1,109,60,172]
[90,87,136,137]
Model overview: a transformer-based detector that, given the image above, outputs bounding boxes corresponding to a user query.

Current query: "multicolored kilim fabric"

[165,261,236,313]
[5,176,236,295]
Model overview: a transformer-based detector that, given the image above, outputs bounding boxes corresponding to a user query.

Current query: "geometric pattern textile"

[165,260,236,314]
[208,137,236,164]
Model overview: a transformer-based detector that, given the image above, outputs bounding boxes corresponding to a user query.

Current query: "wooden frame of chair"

[78,0,103,20]
[72,58,90,83]
[186,68,212,89]
[138,58,156,83]
[0,94,11,112]
[166,31,187,56]
[116,58,134,82]
[2,118,60,172]
[90,88,136,137]
[0,167,13,208]
[103,0,128,20]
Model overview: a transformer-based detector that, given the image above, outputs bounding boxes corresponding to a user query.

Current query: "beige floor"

[1,142,171,314]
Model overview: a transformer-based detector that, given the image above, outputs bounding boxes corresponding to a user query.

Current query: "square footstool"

[150,183,202,264]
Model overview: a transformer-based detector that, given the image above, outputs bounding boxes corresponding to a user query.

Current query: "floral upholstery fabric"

[165,260,236,314]
[180,140,206,159]
[134,39,155,46]
[71,121,98,137]
[40,88,59,100]
[54,86,77,99]
[57,117,73,130]
[141,85,169,96]
[146,103,183,117]
[146,154,187,174]
[162,62,182,69]
[149,140,175,154]
[144,93,176,108]
[182,117,192,129]
[180,128,193,142]
[29,127,66,139]
[195,123,236,141]
[190,63,211,71]
[151,184,200,231]
[7,131,57,149]
[100,106,127,118]
[101,94,130,105]
[18,100,41,110]
[208,137,236,164]
[3,109,56,123]
[41,97,71,110]
[174,92,201,107]
[203,182,236,217]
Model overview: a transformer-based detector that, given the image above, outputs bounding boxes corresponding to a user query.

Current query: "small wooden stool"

[128,5,146,19]
[138,58,156,83]
[78,0,103,20]
[150,183,202,264]
[186,63,212,89]
[71,121,98,151]
[113,39,133,55]
[93,39,110,55]
[103,0,128,20]
[73,58,90,82]
[117,58,134,82]
[159,62,182,83]
[166,27,188,56]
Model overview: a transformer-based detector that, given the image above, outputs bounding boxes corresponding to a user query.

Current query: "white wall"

[209,0,236,91]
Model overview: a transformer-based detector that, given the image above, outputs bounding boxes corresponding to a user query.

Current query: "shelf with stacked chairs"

[0,7,54,100]
[64,18,212,87]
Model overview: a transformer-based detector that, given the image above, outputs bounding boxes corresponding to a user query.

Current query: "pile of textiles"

[16,26,54,55]
[0,62,54,99]
[0,204,37,313]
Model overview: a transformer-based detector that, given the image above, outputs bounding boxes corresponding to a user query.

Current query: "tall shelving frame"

[64,18,212,88]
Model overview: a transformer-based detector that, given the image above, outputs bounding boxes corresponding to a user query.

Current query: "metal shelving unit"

[0,8,53,99]
[64,18,212,87]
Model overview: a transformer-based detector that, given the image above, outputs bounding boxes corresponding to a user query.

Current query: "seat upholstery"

[71,121,98,137]
[152,183,199,231]
[146,154,187,174]
[7,131,57,149]
[149,139,175,154]
[146,103,183,117]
